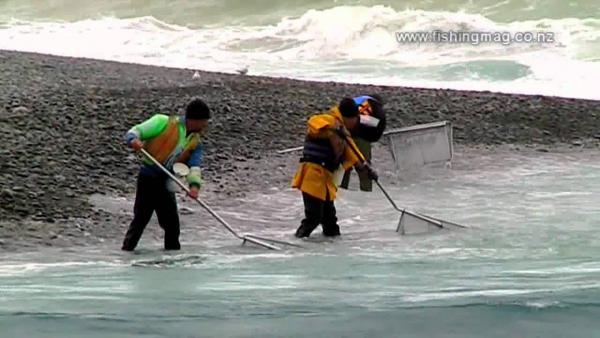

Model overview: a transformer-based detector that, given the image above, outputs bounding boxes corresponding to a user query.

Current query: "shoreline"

[1,49,600,251]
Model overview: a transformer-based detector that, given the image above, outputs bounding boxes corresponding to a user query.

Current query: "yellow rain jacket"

[291,107,363,201]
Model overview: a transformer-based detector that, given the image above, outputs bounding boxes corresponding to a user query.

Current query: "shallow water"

[3,149,600,337]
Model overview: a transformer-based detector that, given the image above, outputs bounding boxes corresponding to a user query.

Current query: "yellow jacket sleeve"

[341,137,362,170]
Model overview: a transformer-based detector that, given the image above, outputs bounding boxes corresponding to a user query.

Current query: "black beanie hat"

[368,94,384,106]
[185,98,211,120]
[338,97,359,117]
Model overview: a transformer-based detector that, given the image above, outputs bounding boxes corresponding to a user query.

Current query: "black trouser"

[122,173,181,251]
[340,137,372,191]
[295,192,340,238]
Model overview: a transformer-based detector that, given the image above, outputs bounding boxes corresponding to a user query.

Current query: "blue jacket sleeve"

[187,143,203,168]
[186,144,204,188]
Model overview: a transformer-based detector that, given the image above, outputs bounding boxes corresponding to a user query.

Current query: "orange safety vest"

[143,116,182,164]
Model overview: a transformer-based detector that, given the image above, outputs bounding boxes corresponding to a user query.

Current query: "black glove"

[357,164,378,181]
[366,166,378,181]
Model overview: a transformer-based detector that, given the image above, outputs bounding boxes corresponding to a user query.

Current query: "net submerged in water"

[382,121,468,234]
[396,209,467,235]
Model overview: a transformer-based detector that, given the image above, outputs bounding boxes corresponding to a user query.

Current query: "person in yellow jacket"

[292,98,378,238]
[121,98,211,251]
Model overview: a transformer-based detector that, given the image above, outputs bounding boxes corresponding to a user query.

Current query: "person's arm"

[123,114,169,148]
[341,136,378,180]
[186,143,203,190]
[341,136,362,170]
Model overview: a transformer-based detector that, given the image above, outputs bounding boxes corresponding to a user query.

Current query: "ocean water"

[2,149,600,337]
[0,0,598,99]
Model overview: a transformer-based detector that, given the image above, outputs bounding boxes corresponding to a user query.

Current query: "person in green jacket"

[121,98,211,251]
